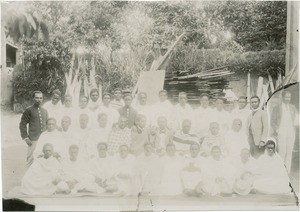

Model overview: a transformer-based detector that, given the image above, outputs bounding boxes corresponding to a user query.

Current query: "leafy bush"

[13,38,71,102]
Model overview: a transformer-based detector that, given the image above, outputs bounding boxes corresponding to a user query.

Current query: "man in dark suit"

[247,96,269,158]
[19,91,48,168]
[118,93,137,128]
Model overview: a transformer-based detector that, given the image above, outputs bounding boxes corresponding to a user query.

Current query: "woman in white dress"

[252,139,292,195]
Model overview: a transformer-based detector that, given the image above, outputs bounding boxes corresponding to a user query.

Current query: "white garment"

[21,156,62,195]
[253,153,291,194]
[212,109,230,134]
[277,103,296,173]
[88,155,117,181]
[34,130,68,161]
[225,130,249,160]
[159,154,185,195]
[193,107,215,138]
[232,107,252,133]
[43,101,62,123]
[136,153,163,194]
[173,103,194,131]
[97,105,119,129]
[114,155,139,195]
[83,128,110,159]
[201,157,236,195]
[151,100,174,129]
[135,104,153,126]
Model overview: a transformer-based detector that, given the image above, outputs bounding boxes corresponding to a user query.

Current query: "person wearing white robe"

[88,142,118,193]
[193,93,215,139]
[21,144,62,195]
[136,143,163,195]
[134,92,153,127]
[43,89,62,124]
[173,92,194,131]
[225,119,249,160]
[88,88,102,112]
[113,144,139,196]
[201,122,227,157]
[232,148,257,195]
[201,146,236,196]
[34,118,67,162]
[271,90,298,173]
[173,119,199,156]
[60,95,77,126]
[60,116,76,147]
[76,96,94,129]
[151,90,174,129]
[212,98,230,134]
[159,143,185,195]
[180,143,204,196]
[232,96,252,133]
[252,139,291,195]
[98,93,119,130]
[74,113,92,160]
[56,145,97,194]
[83,113,110,159]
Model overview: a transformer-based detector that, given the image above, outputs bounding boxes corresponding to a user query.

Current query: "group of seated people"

[21,88,292,196]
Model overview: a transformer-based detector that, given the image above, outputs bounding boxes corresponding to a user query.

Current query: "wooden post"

[267,73,275,93]
[247,71,251,102]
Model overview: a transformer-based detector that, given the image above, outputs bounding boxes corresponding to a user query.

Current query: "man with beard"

[20,91,48,167]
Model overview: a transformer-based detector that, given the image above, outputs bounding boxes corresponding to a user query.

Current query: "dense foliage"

[5,1,287,103]
[13,38,71,101]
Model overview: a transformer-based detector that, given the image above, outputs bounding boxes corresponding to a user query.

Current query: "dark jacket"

[118,106,138,128]
[19,104,48,141]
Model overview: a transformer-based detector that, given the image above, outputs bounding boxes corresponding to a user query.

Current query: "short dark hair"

[102,92,111,99]
[114,88,122,93]
[178,92,187,97]
[69,144,79,151]
[97,142,108,149]
[211,145,221,152]
[138,92,147,97]
[250,95,260,102]
[238,96,247,101]
[159,90,167,95]
[32,90,43,98]
[90,88,99,96]
[123,93,133,99]
[52,89,61,96]
[46,117,57,124]
[97,112,107,120]
[200,93,210,99]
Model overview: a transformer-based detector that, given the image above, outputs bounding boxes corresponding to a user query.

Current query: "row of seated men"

[21,139,291,196]
[33,114,249,164]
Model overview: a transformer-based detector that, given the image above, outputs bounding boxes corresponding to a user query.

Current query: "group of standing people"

[18,88,296,196]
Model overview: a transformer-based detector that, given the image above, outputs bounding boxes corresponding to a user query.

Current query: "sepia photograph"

[1,0,299,211]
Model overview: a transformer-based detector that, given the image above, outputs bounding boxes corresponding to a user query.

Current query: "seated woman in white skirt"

[252,139,292,195]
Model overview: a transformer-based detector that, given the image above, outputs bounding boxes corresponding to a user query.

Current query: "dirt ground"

[1,110,299,203]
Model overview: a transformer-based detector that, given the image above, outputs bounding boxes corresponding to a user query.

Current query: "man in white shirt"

[212,97,230,134]
[232,96,252,133]
[151,90,174,129]
[173,92,194,131]
[194,93,215,138]
[43,89,62,123]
